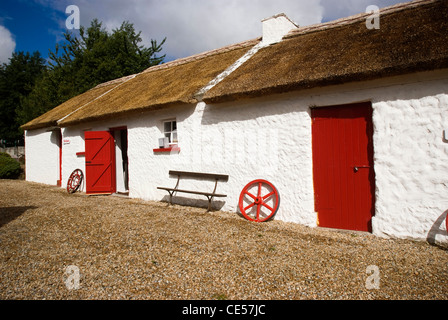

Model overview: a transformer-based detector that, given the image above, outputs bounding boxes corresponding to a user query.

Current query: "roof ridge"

[90,38,260,90]
[141,37,261,74]
[285,0,438,39]
[92,74,138,89]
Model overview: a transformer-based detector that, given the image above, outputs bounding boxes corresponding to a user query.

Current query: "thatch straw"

[21,78,131,130]
[203,0,448,103]
[57,41,256,126]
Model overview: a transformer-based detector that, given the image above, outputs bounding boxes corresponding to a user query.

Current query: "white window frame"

[163,119,178,144]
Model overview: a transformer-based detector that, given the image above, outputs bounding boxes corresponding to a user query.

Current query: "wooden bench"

[157,170,229,211]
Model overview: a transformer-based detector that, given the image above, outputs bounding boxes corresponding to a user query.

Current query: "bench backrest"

[169,170,229,182]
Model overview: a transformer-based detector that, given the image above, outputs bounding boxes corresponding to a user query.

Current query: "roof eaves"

[58,100,189,127]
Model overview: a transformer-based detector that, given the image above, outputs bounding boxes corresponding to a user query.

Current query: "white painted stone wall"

[372,90,448,245]
[60,127,86,192]
[25,69,448,245]
[24,128,60,185]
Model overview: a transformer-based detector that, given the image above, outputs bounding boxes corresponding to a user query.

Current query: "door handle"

[86,161,92,164]
[354,166,370,173]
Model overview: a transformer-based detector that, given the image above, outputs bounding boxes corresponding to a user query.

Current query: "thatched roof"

[203,0,448,103]
[56,39,257,126]
[21,75,135,130]
[23,0,447,130]
[22,38,256,129]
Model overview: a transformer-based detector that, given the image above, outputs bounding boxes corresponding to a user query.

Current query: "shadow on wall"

[50,129,60,147]
[426,210,448,246]
[201,97,309,126]
[0,206,37,228]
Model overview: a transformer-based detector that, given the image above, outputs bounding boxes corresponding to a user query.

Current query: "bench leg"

[206,196,213,212]
[168,191,174,205]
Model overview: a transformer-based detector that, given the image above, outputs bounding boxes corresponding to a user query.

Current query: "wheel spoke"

[256,203,261,221]
[262,191,275,200]
[244,202,255,211]
[262,202,274,212]
[244,191,256,200]
[257,182,262,197]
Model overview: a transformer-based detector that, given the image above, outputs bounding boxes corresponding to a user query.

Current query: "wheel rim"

[238,179,280,222]
[67,169,83,194]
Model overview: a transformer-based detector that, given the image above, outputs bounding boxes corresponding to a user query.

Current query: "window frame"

[163,119,178,144]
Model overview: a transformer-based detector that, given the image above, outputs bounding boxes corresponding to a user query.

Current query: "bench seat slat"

[169,170,229,181]
[157,187,226,197]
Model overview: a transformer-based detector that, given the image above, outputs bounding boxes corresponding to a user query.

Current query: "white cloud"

[321,0,406,21]
[43,0,324,59]
[40,0,405,60]
[0,25,16,64]
[135,0,324,58]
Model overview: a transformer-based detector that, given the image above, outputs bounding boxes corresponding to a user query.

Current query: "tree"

[0,51,45,144]
[48,19,165,103]
[16,19,166,131]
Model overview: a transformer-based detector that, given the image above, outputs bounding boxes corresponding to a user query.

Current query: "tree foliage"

[46,20,165,100]
[1,19,166,144]
[0,152,22,179]
[0,51,46,144]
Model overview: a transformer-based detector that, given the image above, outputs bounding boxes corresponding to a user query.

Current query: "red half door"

[85,131,116,195]
[312,103,375,232]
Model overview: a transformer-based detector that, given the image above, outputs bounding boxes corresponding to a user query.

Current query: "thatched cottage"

[22,0,448,245]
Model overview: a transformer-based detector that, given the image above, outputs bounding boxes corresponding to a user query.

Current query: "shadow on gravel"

[426,209,448,250]
[0,206,37,228]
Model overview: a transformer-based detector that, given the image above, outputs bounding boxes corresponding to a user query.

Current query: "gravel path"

[0,179,447,300]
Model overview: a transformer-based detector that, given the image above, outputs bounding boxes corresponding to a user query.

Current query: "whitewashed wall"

[372,88,448,245]
[25,69,448,245]
[24,128,60,185]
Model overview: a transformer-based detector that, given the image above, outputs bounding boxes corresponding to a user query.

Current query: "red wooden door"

[312,103,375,232]
[85,131,116,195]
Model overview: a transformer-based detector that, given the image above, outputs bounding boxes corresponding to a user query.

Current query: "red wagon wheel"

[238,179,280,222]
[67,169,83,194]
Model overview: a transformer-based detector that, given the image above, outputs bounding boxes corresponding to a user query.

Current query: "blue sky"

[0,0,64,59]
[0,0,408,64]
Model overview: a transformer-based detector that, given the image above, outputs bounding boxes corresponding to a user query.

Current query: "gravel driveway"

[0,179,447,300]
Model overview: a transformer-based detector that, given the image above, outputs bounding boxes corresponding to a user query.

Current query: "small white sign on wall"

[444,130,448,141]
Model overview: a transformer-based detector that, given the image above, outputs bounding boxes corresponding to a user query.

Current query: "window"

[164,120,178,144]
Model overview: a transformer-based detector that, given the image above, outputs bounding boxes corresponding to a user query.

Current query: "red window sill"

[153,146,180,153]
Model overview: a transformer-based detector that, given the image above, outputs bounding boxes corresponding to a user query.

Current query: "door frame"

[109,126,129,194]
